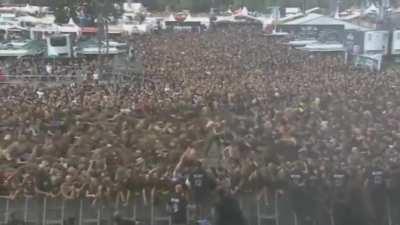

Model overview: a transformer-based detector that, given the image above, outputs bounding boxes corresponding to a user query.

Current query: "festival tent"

[233,6,249,16]
[0,40,46,57]
[364,3,379,16]
[285,13,371,31]
[75,39,127,55]
[298,43,346,52]
[167,14,176,22]
[17,14,55,25]
[59,18,81,34]
[0,18,26,31]
[108,25,124,34]
[123,2,145,14]
[0,4,48,15]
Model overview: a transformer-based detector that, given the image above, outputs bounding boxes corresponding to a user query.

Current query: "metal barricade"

[387,195,393,225]
[8,197,25,223]
[79,199,102,225]
[4,192,391,225]
[292,213,298,225]
[42,197,65,225]
[24,197,41,225]
[114,198,137,222]
[257,192,280,225]
[186,204,196,225]
[0,197,9,225]
[151,196,171,225]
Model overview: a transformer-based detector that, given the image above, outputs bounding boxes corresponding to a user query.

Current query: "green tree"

[54,0,77,24]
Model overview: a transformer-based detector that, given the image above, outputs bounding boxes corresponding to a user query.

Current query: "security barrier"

[0,195,283,225]
[0,193,393,225]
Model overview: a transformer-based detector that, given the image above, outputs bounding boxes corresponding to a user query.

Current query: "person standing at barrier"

[168,184,188,225]
[365,159,387,225]
[330,163,351,225]
[187,161,216,220]
[287,161,310,225]
[386,158,400,225]
[305,162,323,225]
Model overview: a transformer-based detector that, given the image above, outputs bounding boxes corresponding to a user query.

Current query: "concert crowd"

[0,27,399,225]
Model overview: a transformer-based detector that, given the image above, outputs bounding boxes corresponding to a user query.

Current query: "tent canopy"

[0,39,45,57]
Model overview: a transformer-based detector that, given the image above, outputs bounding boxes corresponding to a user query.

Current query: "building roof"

[286,13,372,31]
[0,40,45,57]
[298,43,346,52]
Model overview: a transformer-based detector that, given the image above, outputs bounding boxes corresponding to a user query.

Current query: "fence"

[0,193,291,225]
[0,192,397,225]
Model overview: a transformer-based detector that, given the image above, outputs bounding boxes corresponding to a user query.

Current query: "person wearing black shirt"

[168,184,188,225]
[188,161,215,219]
[331,167,351,225]
[366,161,387,225]
[287,162,309,225]
[386,162,400,225]
[305,167,324,225]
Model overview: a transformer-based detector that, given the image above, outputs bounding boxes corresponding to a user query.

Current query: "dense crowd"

[0,27,400,225]
[0,57,114,80]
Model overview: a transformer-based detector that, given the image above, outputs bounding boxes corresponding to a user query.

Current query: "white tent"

[108,25,124,34]
[123,2,144,13]
[364,3,379,15]
[24,4,41,14]
[286,13,371,31]
[234,6,249,16]
[298,43,346,52]
[0,4,49,14]
[241,7,249,16]
[59,18,80,34]
[167,14,175,22]
[30,24,59,33]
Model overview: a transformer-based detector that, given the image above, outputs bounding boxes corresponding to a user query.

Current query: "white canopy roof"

[123,2,144,13]
[298,43,346,52]
[59,18,80,33]
[17,15,54,25]
[364,4,379,15]
[286,13,371,31]
[167,14,175,22]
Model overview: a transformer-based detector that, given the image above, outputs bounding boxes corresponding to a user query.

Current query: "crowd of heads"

[0,27,400,219]
[0,57,114,80]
